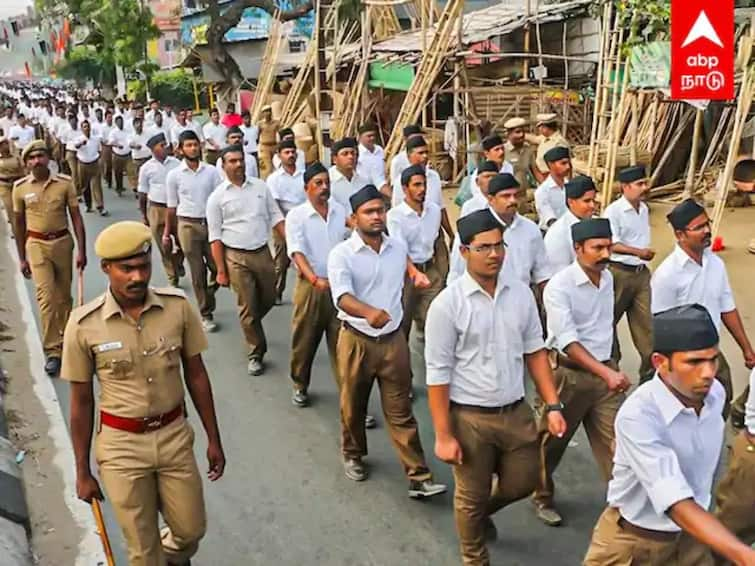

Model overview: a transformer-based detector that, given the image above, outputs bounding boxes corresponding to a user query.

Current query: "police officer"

[534,146,571,231]
[13,140,87,376]
[0,135,24,231]
[503,117,536,189]
[256,106,279,180]
[603,165,655,382]
[533,113,569,183]
[534,218,631,526]
[584,305,755,566]
[327,184,446,497]
[544,175,597,274]
[62,221,225,566]
[426,209,566,565]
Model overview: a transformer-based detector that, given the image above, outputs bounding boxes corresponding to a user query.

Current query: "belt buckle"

[144,416,162,430]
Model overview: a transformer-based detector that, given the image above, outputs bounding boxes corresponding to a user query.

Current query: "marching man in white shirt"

[356,123,389,198]
[268,138,306,304]
[603,165,655,383]
[329,137,369,214]
[165,130,222,332]
[652,199,755,421]
[202,107,226,165]
[389,124,423,184]
[215,127,258,180]
[534,146,571,231]
[544,175,597,274]
[74,119,107,215]
[584,305,755,566]
[467,134,514,202]
[285,162,348,407]
[128,117,152,195]
[106,115,130,195]
[534,218,631,527]
[327,184,446,497]
[207,145,284,377]
[272,128,305,172]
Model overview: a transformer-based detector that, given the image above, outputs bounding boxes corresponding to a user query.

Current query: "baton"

[77,267,85,307]
[92,499,116,566]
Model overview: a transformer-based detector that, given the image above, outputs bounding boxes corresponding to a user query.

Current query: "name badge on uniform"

[24,193,39,203]
[94,341,123,353]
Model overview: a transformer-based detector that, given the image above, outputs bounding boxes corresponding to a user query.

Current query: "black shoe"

[484,517,498,542]
[292,389,309,407]
[44,357,61,377]
[177,264,186,277]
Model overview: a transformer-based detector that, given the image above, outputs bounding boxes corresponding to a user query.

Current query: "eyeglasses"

[464,240,506,254]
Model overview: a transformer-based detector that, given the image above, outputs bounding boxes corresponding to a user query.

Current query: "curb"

[0,367,33,566]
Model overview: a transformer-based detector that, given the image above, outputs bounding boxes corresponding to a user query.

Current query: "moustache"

[126,283,147,292]
[597,258,610,265]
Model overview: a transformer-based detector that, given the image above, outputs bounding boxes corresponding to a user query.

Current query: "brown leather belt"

[148,200,167,208]
[100,404,184,434]
[27,229,69,241]
[225,244,268,254]
[414,258,435,272]
[609,261,647,273]
[617,517,679,542]
[556,354,612,371]
[342,321,400,343]
[178,215,207,225]
[451,398,524,414]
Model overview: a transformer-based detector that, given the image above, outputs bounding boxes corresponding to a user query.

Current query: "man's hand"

[435,434,463,465]
[216,271,230,287]
[207,440,226,481]
[546,411,567,438]
[76,472,104,503]
[313,278,330,292]
[603,368,631,392]
[76,252,87,271]
[19,259,31,279]
[366,308,391,329]
[161,234,173,253]
[411,271,431,289]
[638,248,656,261]
[742,349,755,370]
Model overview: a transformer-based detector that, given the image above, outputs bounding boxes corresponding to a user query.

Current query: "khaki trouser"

[534,361,625,508]
[27,234,73,357]
[434,228,450,281]
[401,258,445,340]
[731,386,750,424]
[715,432,755,550]
[584,507,713,566]
[272,229,289,300]
[78,159,104,210]
[258,143,275,180]
[65,150,80,194]
[225,246,277,360]
[112,153,130,193]
[337,325,431,481]
[147,204,184,286]
[609,263,654,381]
[716,352,733,419]
[101,144,113,187]
[205,149,219,166]
[290,276,340,392]
[129,157,149,192]
[0,180,14,224]
[95,416,206,566]
[177,219,217,319]
[450,402,539,566]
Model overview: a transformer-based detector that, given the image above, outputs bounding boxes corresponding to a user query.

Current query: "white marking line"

[4,235,105,565]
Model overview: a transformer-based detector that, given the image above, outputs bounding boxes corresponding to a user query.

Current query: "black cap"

[304,161,328,185]
[349,184,383,212]
[226,125,243,136]
[477,160,500,174]
[481,134,504,151]
[565,175,597,199]
[571,218,612,243]
[618,165,646,184]
[406,136,427,152]
[457,209,504,245]
[146,133,166,149]
[667,198,706,230]
[178,130,199,145]
[401,164,426,186]
[487,173,520,195]
[277,139,297,152]
[653,304,719,353]
[358,123,377,135]
[332,137,358,155]
[403,124,421,138]
[279,127,294,139]
[220,144,244,158]
[544,146,570,163]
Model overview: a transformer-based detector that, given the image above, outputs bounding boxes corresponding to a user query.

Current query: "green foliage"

[55,45,115,85]
[128,69,203,109]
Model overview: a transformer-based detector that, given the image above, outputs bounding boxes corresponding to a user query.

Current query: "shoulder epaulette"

[72,293,106,322]
[12,175,30,188]
[153,286,187,299]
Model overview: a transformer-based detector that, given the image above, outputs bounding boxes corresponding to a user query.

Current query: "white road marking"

[4,234,105,565]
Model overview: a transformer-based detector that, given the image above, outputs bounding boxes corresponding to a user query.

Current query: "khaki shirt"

[504,141,534,188]
[535,131,569,174]
[61,287,208,418]
[12,173,78,232]
[0,154,24,185]
[258,119,280,146]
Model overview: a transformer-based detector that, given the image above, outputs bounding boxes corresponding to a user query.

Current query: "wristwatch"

[545,402,564,413]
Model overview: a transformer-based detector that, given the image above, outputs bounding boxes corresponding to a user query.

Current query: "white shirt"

[329,166,369,213]
[206,178,284,250]
[215,154,258,181]
[651,246,736,332]
[426,272,544,407]
[75,134,101,163]
[166,160,222,218]
[535,175,568,229]
[240,124,259,153]
[9,124,35,149]
[328,232,407,337]
[137,156,181,203]
[0,116,16,137]
[544,261,614,361]
[607,376,725,532]
[386,201,442,264]
[469,161,514,201]
[108,127,131,156]
[187,120,204,141]
[266,166,305,215]
[128,131,152,160]
[170,122,195,146]
[93,121,111,141]
[273,149,305,172]
[391,167,446,210]
[357,143,387,188]
[62,126,83,151]
[202,122,227,151]
[603,196,651,266]
[543,210,581,275]
[285,199,349,278]
[746,368,755,435]
[389,150,410,185]
[146,125,171,146]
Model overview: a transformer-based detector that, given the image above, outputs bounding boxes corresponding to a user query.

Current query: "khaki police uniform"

[535,131,569,175]
[61,287,208,566]
[504,140,534,190]
[0,150,24,223]
[12,172,77,357]
[257,117,279,180]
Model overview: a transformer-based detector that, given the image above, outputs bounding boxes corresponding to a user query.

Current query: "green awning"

[368,62,414,91]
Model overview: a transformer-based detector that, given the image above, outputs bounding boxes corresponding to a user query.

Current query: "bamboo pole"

[587,0,611,178]
[629,91,638,165]
[647,91,658,154]
[682,108,704,198]
[601,58,630,209]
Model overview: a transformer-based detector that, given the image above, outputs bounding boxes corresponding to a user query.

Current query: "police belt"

[609,261,646,273]
[27,228,69,241]
[100,404,185,434]
[450,398,524,414]
[617,516,679,542]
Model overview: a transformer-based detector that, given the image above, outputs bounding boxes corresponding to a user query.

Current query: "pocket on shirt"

[95,349,135,380]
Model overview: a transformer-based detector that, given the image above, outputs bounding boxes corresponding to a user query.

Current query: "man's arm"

[210,240,228,287]
[69,381,102,501]
[722,310,755,367]
[440,208,454,240]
